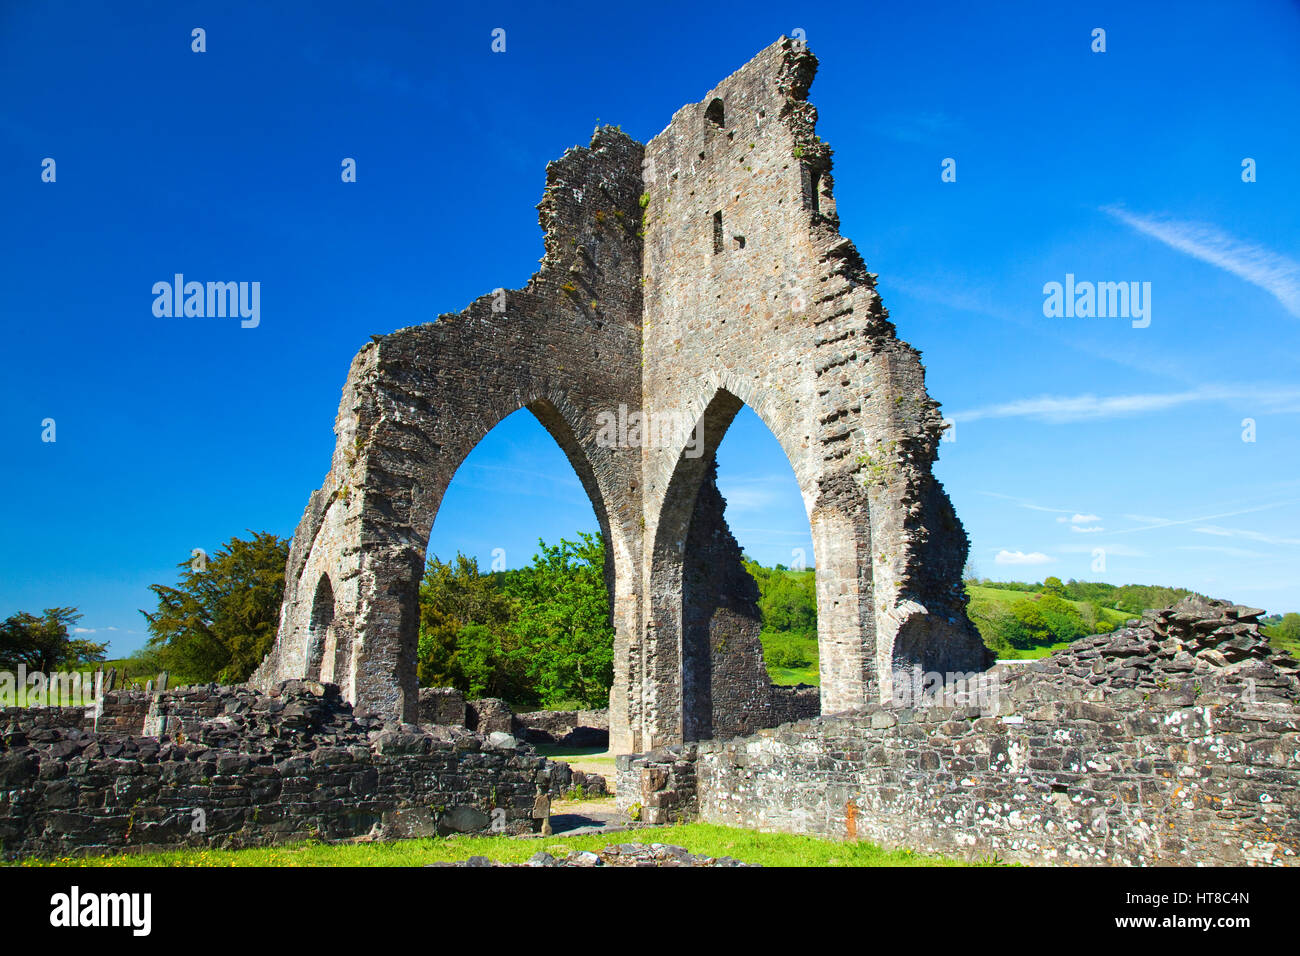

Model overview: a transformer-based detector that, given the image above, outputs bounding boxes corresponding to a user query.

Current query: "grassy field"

[10,822,992,868]
[759,584,1136,679]
[965,585,1131,626]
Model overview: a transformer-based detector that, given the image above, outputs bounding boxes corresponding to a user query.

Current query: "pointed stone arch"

[256,38,991,749]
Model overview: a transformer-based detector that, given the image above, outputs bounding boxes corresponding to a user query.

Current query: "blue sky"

[2,1,1298,656]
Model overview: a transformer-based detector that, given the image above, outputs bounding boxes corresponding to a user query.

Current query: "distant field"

[760,584,1140,678]
[966,586,1132,627]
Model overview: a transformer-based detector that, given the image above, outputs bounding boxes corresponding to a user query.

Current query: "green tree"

[0,608,105,672]
[1035,593,1089,643]
[1042,576,1066,597]
[1264,612,1300,658]
[416,553,520,698]
[1007,598,1053,648]
[504,533,615,708]
[744,559,816,637]
[140,531,289,683]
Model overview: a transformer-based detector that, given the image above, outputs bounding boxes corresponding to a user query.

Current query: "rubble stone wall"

[629,599,1300,866]
[0,682,584,859]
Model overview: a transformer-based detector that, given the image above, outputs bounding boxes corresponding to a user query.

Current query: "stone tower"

[253,38,991,753]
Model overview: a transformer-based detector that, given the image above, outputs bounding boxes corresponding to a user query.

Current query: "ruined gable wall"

[258,130,648,726]
[639,38,987,722]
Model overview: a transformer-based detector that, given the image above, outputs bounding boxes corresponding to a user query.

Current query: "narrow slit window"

[802,167,822,214]
[712,211,723,254]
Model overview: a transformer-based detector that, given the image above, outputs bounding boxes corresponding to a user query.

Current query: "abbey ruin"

[3,39,1296,866]
[251,37,990,751]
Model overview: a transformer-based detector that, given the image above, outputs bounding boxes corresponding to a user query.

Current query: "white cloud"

[951,384,1300,424]
[1057,513,1101,524]
[1103,206,1300,319]
[994,549,1053,566]
[1070,525,1105,534]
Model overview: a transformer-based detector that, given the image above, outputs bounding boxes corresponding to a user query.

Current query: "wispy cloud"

[994,549,1053,566]
[977,492,1076,515]
[869,111,958,145]
[1177,544,1269,559]
[1193,525,1300,546]
[1113,501,1296,535]
[718,476,792,514]
[1103,207,1300,319]
[952,384,1300,424]
[1070,525,1105,534]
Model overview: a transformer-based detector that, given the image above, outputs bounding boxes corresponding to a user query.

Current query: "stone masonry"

[253,38,990,753]
[620,598,1300,866]
[0,681,603,859]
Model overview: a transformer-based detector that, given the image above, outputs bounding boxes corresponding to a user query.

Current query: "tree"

[0,608,105,672]
[415,534,616,708]
[503,533,615,708]
[1042,576,1066,597]
[1007,598,1053,648]
[416,553,521,698]
[1264,612,1300,658]
[140,531,289,683]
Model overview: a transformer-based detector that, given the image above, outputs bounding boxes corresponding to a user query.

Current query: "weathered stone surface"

[252,37,989,750]
[0,682,603,859]
[624,598,1300,866]
[417,687,467,727]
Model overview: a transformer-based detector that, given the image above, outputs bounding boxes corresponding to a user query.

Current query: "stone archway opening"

[418,404,620,722]
[305,573,335,683]
[714,406,819,688]
[648,388,824,746]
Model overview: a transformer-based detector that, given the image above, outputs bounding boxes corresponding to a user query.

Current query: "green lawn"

[11,822,993,868]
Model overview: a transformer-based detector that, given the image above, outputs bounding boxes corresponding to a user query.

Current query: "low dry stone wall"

[627,598,1300,866]
[513,708,610,747]
[418,687,467,727]
[95,690,149,735]
[0,681,593,859]
[416,688,612,748]
[768,685,820,725]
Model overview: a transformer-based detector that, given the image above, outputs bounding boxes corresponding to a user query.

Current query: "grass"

[10,823,991,868]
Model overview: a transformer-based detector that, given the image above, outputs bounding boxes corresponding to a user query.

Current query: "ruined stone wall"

[257,37,989,753]
[253,128,649,732]
[631,599,1300,866]
[0,682,584,859]
[768,683,820,724]
[638,37,986,738]
[95,690,149,735]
